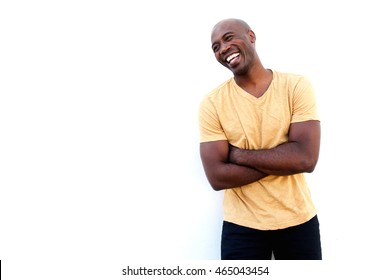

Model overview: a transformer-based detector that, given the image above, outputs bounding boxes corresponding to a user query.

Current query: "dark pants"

[221,215,322,260]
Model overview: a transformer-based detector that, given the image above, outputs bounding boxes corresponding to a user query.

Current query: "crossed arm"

[199,120,321,191]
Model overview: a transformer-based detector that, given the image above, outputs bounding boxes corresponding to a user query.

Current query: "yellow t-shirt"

[199,71,319,230]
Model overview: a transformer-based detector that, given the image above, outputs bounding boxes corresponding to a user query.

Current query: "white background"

[1,0,389,279]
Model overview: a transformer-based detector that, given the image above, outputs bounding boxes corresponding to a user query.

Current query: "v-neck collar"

[231,70,275,103]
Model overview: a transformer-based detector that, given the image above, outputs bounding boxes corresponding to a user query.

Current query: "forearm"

[229,141,317,176]
[200,140,269,191]
[204,162,268,191]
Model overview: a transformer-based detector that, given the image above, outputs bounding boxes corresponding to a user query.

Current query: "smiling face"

[211,19,257,76]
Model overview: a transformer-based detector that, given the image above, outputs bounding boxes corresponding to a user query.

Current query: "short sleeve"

[198,96,227,143]
[291,77,320,123]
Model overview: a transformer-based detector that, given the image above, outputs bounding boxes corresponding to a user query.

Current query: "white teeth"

[226,53,239,63]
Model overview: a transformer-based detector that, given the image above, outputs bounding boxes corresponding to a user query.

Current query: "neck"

[234,64,273,98]
[234,55,267,84]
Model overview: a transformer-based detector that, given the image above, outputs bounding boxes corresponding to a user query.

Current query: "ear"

[248,30,256,44]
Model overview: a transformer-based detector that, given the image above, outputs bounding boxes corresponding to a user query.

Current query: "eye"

[225,35,233,41]
[212,44,220,53]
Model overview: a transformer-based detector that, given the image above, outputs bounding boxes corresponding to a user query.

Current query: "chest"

[217,96,292,149]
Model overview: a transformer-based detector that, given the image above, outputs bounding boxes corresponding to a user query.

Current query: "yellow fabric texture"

[199,71,319,230]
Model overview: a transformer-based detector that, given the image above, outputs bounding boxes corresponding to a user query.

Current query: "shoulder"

[273,70,311,86]
[272,71,314,100]
[200,78,234,106]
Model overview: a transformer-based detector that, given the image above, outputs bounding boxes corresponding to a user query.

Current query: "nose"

[219,42,231,55]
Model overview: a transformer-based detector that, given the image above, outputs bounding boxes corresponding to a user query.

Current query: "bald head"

[211,18,251,39]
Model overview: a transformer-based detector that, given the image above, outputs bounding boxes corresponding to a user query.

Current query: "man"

[198,18,322,260]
